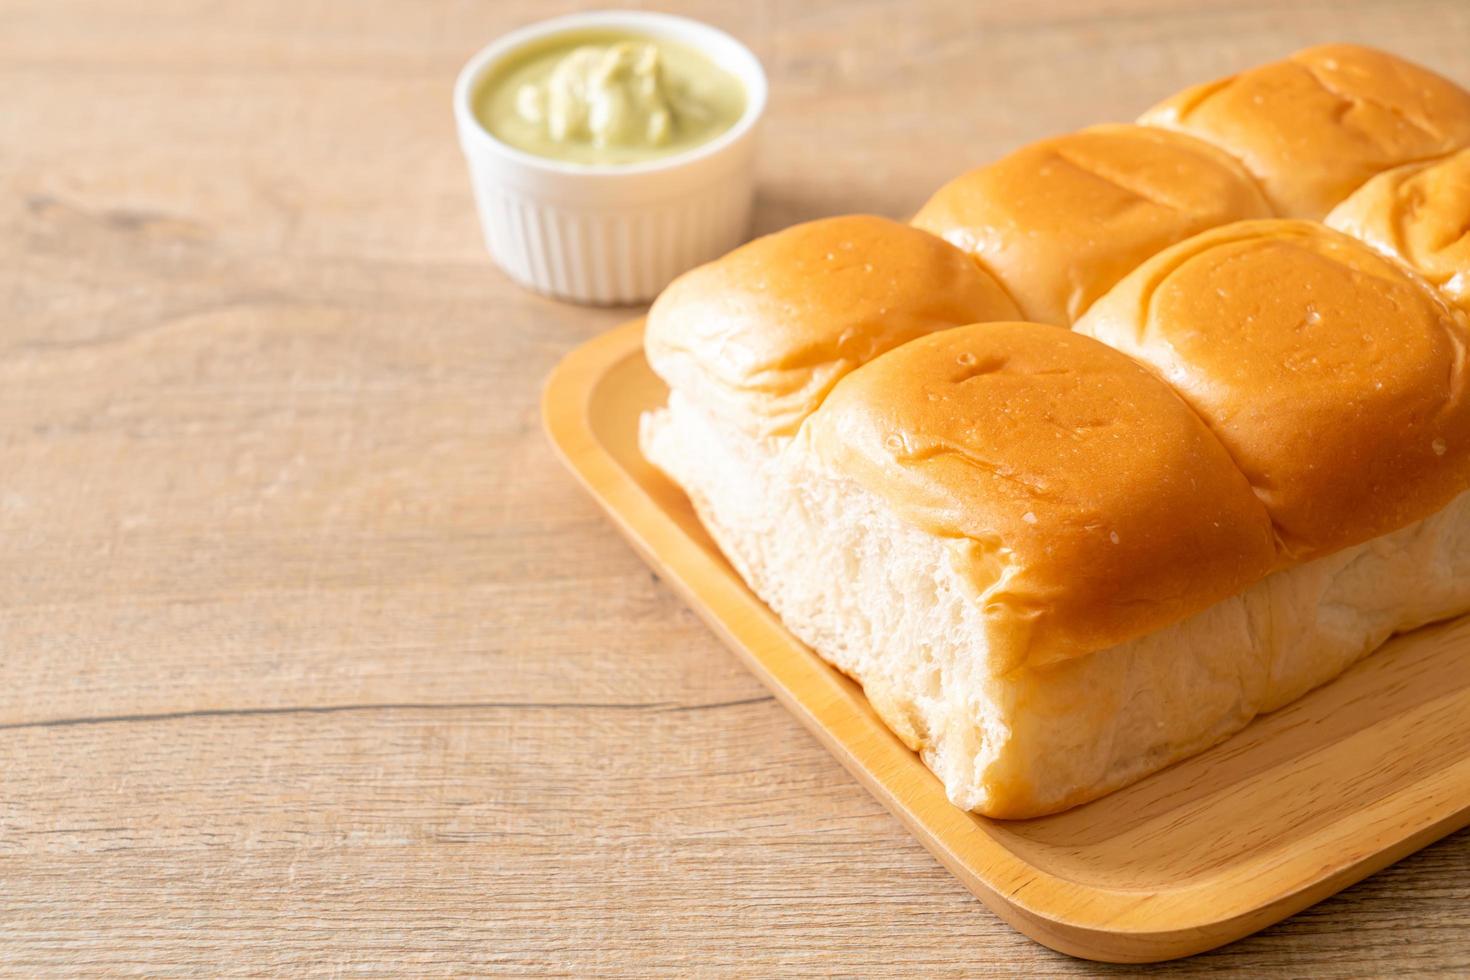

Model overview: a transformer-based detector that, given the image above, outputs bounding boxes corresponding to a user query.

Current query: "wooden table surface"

[5,1,1469,975]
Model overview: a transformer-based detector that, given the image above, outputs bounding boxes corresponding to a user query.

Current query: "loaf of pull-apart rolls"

[640,44,1470,819]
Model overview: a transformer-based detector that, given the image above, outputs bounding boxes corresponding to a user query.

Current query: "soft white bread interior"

[911,124,1272,326]
[1140,44,1470,219]
[1327,148,1470,314]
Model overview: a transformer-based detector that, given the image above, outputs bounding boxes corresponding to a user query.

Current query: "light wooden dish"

[542,318,1470,964]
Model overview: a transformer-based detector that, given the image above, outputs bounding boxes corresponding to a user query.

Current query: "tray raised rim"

[541,317,1470,963]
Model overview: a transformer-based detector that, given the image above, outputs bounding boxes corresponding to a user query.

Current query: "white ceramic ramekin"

[454,12,767,305]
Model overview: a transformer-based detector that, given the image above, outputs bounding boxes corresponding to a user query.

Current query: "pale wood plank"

[4,710,1469,976]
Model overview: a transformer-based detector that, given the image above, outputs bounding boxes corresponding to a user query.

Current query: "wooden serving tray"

[542,319,1470,963]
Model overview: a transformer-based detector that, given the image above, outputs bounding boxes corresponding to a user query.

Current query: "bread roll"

[1327,148,1470,313]
[637,45,1470,818]
[644,321,1470,817]
[911,124,1271,326]
[805,322,1276,672]
[1140,44,1470,219]
[644,215,1019,438]
[1075,219,1470,560]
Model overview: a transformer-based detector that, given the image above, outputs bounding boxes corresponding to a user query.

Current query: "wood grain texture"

[2,0,1469,975]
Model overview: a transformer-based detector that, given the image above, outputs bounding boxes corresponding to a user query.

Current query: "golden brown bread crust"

[643,215,1020,438]
[1075,219,1470,560]
[910,124,1272,326]
[804,321,1277,673]
[642,45,1470,818]
[1327,148,1470,313]
[1141,44,1470,219]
